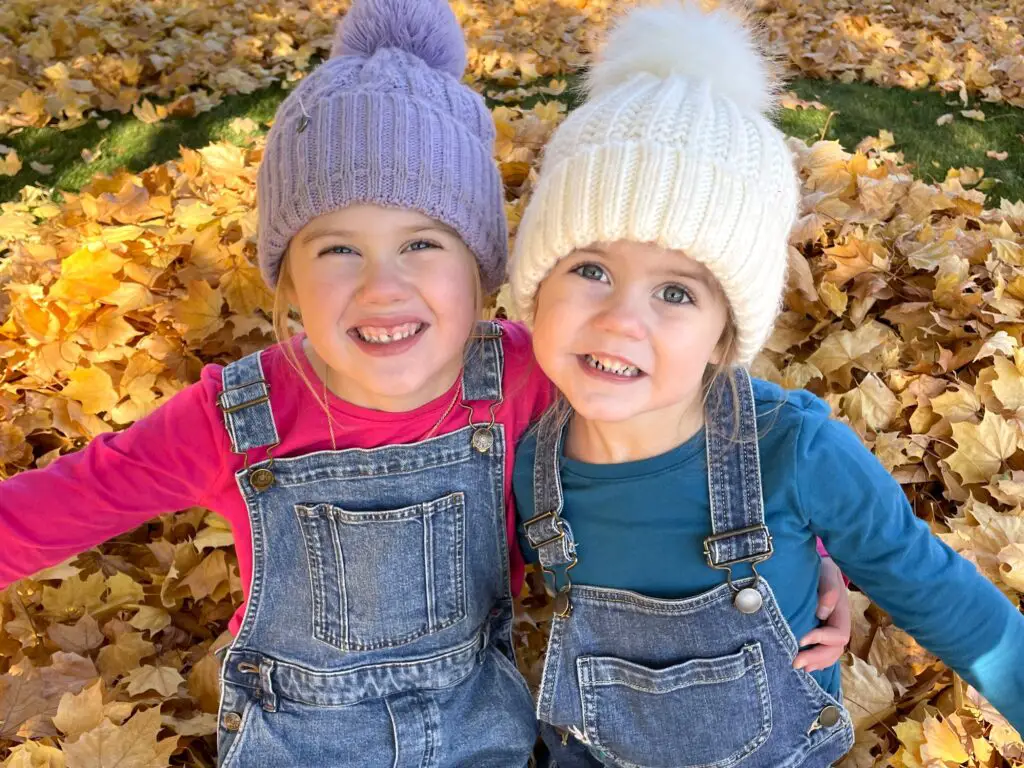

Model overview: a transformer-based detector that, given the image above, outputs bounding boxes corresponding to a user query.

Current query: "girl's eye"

[571,263,609,282]
[320,245,356,256]
[657,284,693,305]
[405,239,440,252]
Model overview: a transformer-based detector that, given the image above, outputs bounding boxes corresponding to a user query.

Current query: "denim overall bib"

[215,322,537,767]
[523,370,854,768]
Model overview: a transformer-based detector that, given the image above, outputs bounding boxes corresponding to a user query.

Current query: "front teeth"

[585,354,641,377]
[356,322,422,344]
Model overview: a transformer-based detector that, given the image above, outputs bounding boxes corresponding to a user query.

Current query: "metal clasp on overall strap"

[523,510,578,618]
[218,382,280,492]
[703,524,774,614]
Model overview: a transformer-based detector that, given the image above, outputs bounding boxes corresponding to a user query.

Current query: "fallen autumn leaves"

[1,2,1024,765]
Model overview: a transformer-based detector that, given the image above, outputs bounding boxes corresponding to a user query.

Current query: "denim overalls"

[523,370,854,768]
[214,322,537,767]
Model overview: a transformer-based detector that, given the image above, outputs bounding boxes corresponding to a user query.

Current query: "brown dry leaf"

[3,13,1024,760]
[946,411,1019,484]
[841,373,901,432]
[62,706,176,768]
[122,666,185,698]
[95,633,155,680]
[3,741,67,768]
[47,616,105,656]
[53,681,105,741]
[840,654,895,730]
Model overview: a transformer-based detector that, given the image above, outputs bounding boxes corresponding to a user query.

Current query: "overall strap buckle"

[523,510,577,618]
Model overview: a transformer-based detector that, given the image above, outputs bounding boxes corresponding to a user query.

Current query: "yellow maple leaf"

[49,247,126,303]
[816,281,848,316]
[62,706,177,768]
[0,150,23,176]
[920,716,969,764]
[131,99,167,125]
[123,666,185,698]
[53,681,105,742]
[171,280,225,342]
[95,632,155,680]
[61,367,118,416]
[841,373,901,432]
[946,411,1019,485]
[128,607,172,634]
[987,356,1024,413]
[41,572,107,620]
[840,655,894,730]
[221,260,272,316]
[823,238,888,286]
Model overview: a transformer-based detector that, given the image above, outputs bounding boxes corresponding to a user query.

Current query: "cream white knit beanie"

[508,0,800,365]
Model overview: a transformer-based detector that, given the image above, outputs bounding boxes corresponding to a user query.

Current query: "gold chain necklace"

[319,365,463,449]
[422,379,463,441]
[321,366,338,451]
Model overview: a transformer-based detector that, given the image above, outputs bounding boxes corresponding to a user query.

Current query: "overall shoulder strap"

[461,320,504,403]
[522,407,577,577]
[218,350,280,454]
[703,368,773,573]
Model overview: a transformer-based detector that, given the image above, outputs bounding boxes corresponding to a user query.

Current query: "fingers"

[816,557,843,620]
[799,626,848,649]
[823,584,852,640]
[816,588,838,621]
[793,643,845,672]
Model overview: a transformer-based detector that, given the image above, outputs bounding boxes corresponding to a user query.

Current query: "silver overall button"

[818,705,841,728]
[734,587,763,614]
[808,705,842,736]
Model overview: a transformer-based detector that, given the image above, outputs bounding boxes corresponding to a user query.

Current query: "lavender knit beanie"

[257,0,507,293]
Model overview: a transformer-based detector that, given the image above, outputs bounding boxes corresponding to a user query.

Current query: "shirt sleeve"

[498,320,554,425]
[0,366,230,590]
[795,414,1024,730]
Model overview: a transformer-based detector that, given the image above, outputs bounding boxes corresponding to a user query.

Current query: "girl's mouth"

[348,321,427,356]
[579,353,645,380]
[351,322,424,344]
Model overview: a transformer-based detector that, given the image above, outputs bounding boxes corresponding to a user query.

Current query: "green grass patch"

[1,76,1021,205]
[778,79,1023,203]
[0,86,289,203]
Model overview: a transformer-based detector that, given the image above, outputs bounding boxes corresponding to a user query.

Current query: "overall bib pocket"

[577,643,772,768]
[295,491,467,651]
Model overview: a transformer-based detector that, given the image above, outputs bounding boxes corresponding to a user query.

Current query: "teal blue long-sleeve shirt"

[514,378,1024,730]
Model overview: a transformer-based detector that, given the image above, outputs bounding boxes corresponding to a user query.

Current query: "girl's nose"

[592,293,647,340]
[358,259,412,305]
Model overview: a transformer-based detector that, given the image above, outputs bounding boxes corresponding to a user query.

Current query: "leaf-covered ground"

[1,1,1023,767]
[0,0,1021,136]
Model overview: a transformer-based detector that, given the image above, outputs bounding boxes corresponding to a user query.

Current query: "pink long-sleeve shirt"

[0,321,553,635]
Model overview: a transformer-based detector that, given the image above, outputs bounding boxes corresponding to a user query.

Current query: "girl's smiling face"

[532,240,731,431]
[285,204,479,412]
